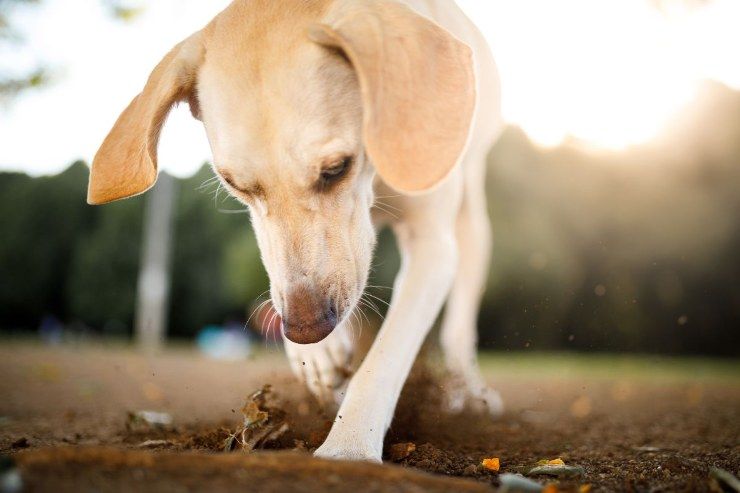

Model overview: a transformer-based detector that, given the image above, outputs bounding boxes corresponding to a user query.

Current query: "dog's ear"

[309,2,476,193]
[87,32,204,205]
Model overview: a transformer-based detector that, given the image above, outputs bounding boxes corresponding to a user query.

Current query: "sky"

[1,0,739,177]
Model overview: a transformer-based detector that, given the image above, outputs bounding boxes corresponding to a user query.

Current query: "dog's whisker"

[360,299,385,324]
[357,303,372,327]
[271,317,280,350]
[363,292,390,307]
[247,298,272,328]
[254,289,271,300]
[355,308,364,342]
[196,175,220,190]
[265,309,278,338]
[266,310,281,351]
[349,309,360,344]
[374,199,402,212]
[352,304,366,327]
[360,298,381,317]
[213,182,224,208]
[359,298,384,321]
[348,313,358,346]
[371,203,399,219]
[354,306,366,341]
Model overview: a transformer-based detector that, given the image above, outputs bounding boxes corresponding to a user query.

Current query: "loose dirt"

[1,343,738,492]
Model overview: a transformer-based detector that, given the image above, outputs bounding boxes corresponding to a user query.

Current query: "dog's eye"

[318,156,352,189]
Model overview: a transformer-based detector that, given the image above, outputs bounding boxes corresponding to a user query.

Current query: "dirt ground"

[0,341,738,492]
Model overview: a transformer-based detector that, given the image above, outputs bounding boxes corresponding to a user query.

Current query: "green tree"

[0,161,91,328]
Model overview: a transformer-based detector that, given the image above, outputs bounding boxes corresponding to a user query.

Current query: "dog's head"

[88,0,475,344]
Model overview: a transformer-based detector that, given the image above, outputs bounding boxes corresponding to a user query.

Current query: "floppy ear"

[309,1,476,193]
[87,32,204,205]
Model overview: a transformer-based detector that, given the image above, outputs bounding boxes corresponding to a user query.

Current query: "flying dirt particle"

[594,284,607,296]
[11,438,29,449]
[388,442,416,462]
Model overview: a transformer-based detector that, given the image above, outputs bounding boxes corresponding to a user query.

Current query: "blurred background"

[1,0,739,357]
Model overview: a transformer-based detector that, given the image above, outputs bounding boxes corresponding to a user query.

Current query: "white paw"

[445,374,504,417]
[283,323,354,407]
[314,437,382,463]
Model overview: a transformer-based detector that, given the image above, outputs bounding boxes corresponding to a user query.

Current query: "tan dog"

[89,0,503,462]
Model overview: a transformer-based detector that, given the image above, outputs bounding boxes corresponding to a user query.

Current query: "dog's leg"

[439,155,503,417]
[284,319,355,408]
[314,210,459,462]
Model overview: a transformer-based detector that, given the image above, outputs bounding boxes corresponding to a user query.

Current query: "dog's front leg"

[314,225,458,462]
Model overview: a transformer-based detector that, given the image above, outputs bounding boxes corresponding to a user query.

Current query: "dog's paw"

[284,324,354,407]
[445,376,504,417]
[314,438,382,463]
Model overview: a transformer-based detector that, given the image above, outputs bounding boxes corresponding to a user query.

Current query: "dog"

[88,0,504,463]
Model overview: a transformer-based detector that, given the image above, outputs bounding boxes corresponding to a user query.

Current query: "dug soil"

[0,343,738,492]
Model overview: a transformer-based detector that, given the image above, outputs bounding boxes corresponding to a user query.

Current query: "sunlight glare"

[458,0,740,149]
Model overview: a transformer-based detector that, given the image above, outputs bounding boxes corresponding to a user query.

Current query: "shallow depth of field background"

[1,0,739,357]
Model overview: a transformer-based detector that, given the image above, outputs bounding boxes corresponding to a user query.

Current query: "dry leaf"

[231,385,289,452]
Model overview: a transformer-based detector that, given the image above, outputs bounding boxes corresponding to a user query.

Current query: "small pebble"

[528,463,585,478]
[499,473,544,492]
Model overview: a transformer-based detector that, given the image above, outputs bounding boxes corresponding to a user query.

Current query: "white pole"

[135,172,177,352]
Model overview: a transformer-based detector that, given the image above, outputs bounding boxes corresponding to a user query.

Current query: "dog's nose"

[281,286,337,344]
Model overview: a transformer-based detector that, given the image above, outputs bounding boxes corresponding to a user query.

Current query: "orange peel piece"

[481,457,500,471]
[537,457,566,466]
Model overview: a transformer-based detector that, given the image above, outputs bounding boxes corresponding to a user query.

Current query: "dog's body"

[89,0,503,463]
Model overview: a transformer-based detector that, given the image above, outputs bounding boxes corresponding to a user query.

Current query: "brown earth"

[0,342,738,492]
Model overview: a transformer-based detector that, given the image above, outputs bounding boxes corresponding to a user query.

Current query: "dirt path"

[1,342,738,492]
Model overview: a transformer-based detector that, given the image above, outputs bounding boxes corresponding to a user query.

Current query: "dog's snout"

[281,286,337,344]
